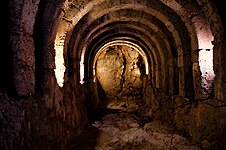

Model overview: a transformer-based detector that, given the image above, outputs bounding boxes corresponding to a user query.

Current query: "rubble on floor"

[71,110,201,150]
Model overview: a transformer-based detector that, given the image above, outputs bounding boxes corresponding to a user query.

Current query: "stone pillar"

[9,0,40,96]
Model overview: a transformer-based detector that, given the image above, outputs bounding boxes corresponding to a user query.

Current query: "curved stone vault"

[1,0,226,149]
[54,0,222,100]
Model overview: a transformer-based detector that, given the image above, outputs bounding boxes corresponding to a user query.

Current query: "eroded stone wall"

[9,0,39,96]
[95,45,146,111]
[0,0,88,149]
[2,0,226,149]
[0,87,87,149]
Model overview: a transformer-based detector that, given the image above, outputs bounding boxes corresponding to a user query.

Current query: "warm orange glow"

[93,39,149,83]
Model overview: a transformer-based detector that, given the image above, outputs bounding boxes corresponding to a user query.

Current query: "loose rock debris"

[71,111,201,150]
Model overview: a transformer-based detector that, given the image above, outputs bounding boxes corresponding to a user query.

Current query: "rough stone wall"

[174,95,226,149]
[0,0,88,149]
[1,0,226,149]
[9,0,39,96]
[94,44,174,123]
[0,87,87,149]
[221,41,226,99]
[95,45,146,111]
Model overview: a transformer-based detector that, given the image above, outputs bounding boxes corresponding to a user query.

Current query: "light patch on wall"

[54,43,65,87]
[80,50,85,84]
[197,26,215,95]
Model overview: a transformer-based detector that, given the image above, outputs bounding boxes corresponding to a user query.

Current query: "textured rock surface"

[2,0,226,149]
[96,45,145,111]
[0,87,87,149]
[9,0,39,96]
[71,111,201,150]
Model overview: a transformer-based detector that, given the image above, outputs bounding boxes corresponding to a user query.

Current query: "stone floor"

[70,109,201,150]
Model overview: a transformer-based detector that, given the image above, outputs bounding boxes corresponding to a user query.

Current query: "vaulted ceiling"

[51,0,223,99]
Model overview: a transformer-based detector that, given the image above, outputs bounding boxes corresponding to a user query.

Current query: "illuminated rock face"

[1,0,226,149]
[95,45,145,111]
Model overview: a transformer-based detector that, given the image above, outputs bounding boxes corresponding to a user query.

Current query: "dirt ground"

[70,109,201,150]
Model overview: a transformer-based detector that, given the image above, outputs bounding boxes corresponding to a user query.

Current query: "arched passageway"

[53,0,218,121]
[2,0,226,149]
[91,39,149,111]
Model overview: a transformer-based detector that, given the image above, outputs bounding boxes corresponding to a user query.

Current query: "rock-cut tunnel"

[53,0,217,115]
[1,0,226,149]
[91,38,149,111]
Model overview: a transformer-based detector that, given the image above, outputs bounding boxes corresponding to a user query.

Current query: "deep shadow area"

[0,1,13,93]
[69,121,100,150]
[70,108,127,150]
